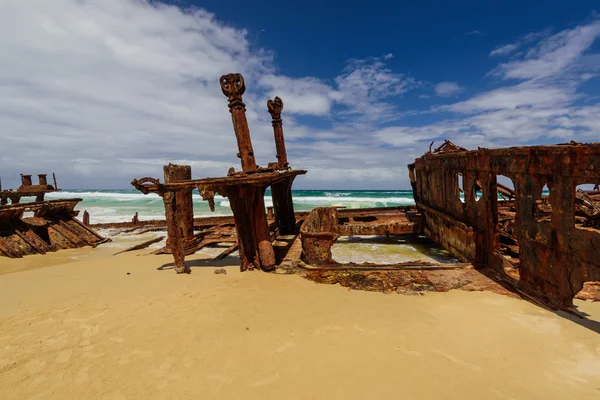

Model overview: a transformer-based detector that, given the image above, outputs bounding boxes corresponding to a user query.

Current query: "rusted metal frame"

[299,262,473,271]
[9,224,51,255]
[412,142,600,310]
[46,225,77,250]
[0,236,22,258]
[54,221,87,247]
[220,73,257,172]
[163,164,196,252]
[161,191,189,274]
[133,170,305,194]
[69,218,108,242]
[221,184,275,271]
[267,96,288,169]
[270,175,297,235]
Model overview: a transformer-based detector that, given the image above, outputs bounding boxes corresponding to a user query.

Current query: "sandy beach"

[1,245,599,400]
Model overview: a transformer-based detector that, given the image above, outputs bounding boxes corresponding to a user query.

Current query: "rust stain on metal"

[0,173,108,258]
[132,73,306,273]
[127,70,599,314]
[408,140,600,311]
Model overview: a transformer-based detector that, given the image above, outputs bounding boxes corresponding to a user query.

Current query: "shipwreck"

[130,72,599,313]
[0,174,108,258]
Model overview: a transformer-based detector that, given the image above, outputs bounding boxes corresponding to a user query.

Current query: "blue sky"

[0,0,599,189]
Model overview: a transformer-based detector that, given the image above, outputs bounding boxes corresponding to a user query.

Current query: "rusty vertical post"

[220,73,257,172]
[267,96,288,169]
[21,174,32,187]
[38,174,48,186]
[163,164,195,250]
[83,210,90,226]
[36,193,44,202]
[266,95,297,234]
[162,191,189,274]
[270,177,297,235]
[53,173,58,190]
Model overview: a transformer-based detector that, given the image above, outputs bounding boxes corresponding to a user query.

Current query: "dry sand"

[1,245,600,400]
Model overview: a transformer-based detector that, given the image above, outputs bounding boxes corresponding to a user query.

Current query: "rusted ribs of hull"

[0,199,109,258]
[409,140,600,311]
[131,73,306,273]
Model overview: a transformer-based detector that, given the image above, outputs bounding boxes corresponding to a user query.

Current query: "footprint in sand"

[118,349,153,365]
[79,324,100,338]
[431,349,482,372]
[207,374,234,384]
[251,372,280,387]
[75,366,90,384]
[274,341,296,354]
[24,359,46,374]
[56,350,72,364]
[396,347,423,356]
[313,325,341,335]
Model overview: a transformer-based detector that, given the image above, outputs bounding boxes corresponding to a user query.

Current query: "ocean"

[44,189,417,224]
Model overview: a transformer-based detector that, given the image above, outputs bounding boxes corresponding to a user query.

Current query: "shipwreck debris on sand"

[0,173,108,258]
[408,140,600,310]
[131,73,306,273]
[129,72,599,314]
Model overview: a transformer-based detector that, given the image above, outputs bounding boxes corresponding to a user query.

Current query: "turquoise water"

[45,189,416,224]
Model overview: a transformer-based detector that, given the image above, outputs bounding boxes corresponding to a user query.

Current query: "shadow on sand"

[157,253,600,335]
[158,255,240,271]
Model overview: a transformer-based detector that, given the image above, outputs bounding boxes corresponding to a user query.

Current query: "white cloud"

[490,43,519,57]
[493,21,600,80]
[1,1,599,191]
[378,19,600,150]
[0,0,420,190]
[258,75,340,116]
[434,82,463,97]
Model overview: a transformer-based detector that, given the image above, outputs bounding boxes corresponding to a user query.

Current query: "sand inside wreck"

[1,244,600,399]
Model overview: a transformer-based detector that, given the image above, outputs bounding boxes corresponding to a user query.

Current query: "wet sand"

[1,246,600,399]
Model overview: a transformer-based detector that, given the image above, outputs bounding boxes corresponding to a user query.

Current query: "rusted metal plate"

[0,181,107,259]
[410,140,600,310]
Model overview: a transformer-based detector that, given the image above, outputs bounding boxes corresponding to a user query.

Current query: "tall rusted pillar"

[267,96,288,169]
[83,210,90,226]
[162,191,189,274]
[267,96,297,234]
[163,164,195,250]
[220,73,257,172]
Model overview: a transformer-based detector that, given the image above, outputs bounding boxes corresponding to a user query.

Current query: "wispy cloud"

[1,1,599,190]
[434,82,463,97]
[378,18,600,152]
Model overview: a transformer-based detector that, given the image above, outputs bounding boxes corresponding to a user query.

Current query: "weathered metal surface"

[220,73,257,173]
[0,197,108,259]
[267,96,288,169]
[131,73,306,272]
[410,140,600,310]
[163,164,195,251]
[0,172,59,205]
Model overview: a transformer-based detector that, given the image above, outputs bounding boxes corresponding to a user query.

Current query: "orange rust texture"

[131,73,306,273]
[163,164,195,250]
[301,268,518,298]
[300,207,340,265]
[0,199,107,258]
[410,142,600,310]
[299,207,423,266]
